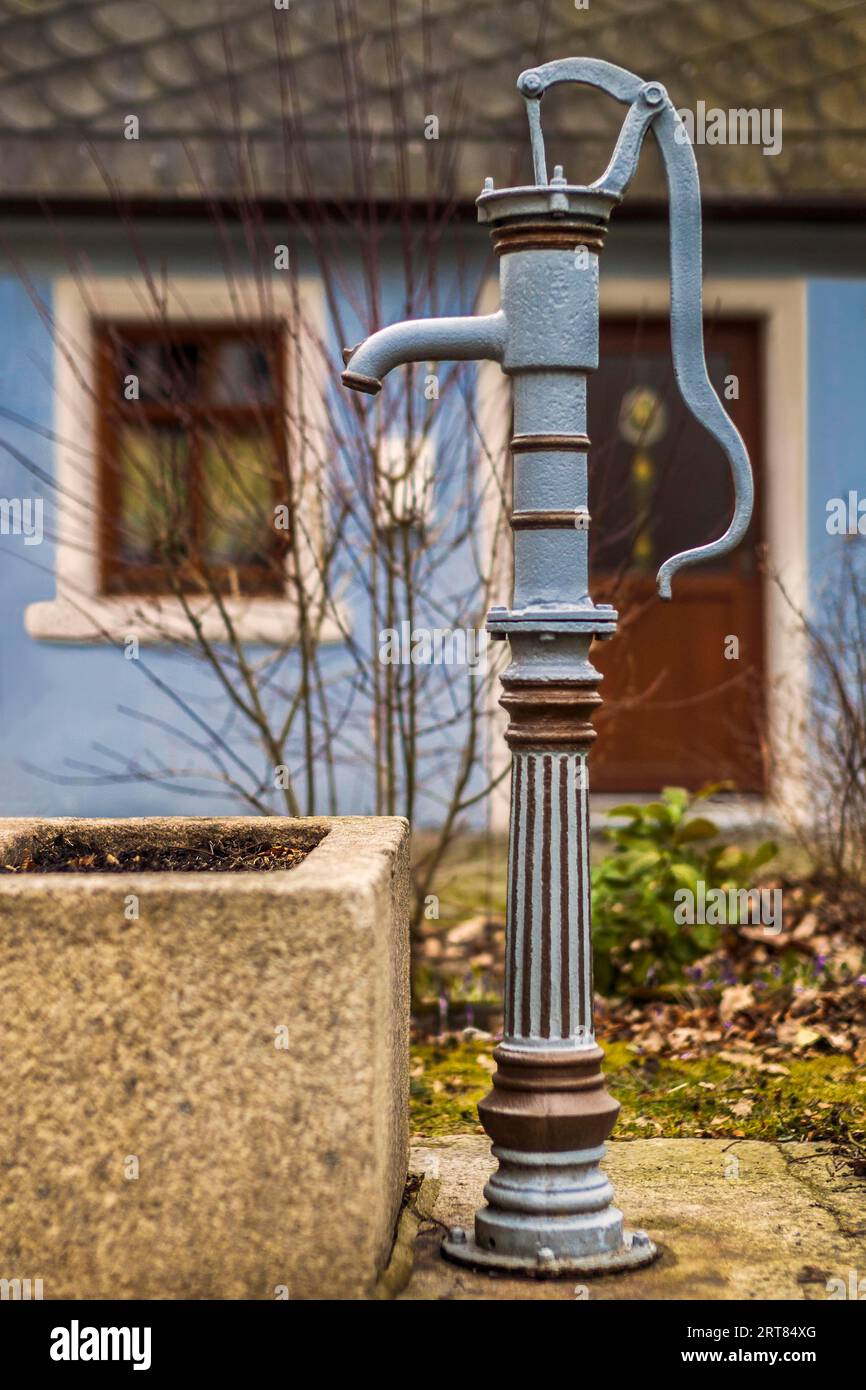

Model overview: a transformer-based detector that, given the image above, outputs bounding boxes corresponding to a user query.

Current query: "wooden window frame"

[95,320,289,597]
[26,274,348,647]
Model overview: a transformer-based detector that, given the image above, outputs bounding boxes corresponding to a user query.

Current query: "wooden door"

[587,318,765,793]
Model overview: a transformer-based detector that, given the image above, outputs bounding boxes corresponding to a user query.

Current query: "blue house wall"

[807,278,866,590]
[2,218,866,821]
[0,221,494,822]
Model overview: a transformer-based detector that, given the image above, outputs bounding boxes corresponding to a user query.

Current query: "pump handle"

[517,58,754,599]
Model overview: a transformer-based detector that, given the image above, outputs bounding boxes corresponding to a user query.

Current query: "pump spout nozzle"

[341,310,506,394]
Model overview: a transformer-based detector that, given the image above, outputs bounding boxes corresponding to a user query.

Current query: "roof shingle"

[0,0,864,203]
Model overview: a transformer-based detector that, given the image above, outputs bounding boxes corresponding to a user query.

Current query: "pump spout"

[341,310,506,394]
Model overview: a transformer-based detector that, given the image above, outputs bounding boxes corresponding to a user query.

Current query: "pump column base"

[440,1042,659,1276]
[442,1226,657,1277]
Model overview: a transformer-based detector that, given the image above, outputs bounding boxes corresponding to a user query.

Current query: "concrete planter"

[0,815,410,1300]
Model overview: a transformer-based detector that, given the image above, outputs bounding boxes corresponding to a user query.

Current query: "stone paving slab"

[400,1137,866,1301]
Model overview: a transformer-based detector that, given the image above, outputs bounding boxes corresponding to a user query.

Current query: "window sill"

[25,594,349,647]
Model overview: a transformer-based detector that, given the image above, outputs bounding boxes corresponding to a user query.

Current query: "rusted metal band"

[511,509,591,530]
[499,678,603,751]
[491,220,607,256]
[488,1042,607,1087]
[511,433,590,453]
[341,369,382,395]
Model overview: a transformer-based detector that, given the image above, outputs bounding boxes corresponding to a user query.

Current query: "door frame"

[480,275,808,830]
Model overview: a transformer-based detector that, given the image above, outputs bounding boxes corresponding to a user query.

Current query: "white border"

[25,274,345,646]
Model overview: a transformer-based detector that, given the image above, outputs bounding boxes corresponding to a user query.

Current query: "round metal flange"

[441,1227,659,1278]
[475,183,619,226]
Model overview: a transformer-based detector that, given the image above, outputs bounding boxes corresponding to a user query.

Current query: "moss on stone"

[410,1040,491,1135]
[411,1038,866,1155]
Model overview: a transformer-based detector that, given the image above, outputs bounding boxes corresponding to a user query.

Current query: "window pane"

[210,339,277,406]
[116,425,190,565]
[116,338,201,406]
[200,431,280,567]
[100,326,286,594]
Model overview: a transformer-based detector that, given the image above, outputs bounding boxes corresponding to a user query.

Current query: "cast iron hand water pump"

[342,57,753,1275]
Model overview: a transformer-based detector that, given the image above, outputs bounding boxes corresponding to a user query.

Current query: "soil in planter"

[3,828,325,874]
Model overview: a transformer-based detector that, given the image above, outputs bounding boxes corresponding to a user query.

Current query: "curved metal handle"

[517,57,645,186]
[650,100,754,598]
[518,58,754,600]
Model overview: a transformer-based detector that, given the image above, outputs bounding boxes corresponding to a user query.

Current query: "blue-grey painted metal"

[512,55,754,598]
[342,56,754,1276]
[506,750,591,1039]
[341,310,505,394]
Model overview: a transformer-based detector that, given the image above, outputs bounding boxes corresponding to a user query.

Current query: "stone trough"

[0,815,410,1299]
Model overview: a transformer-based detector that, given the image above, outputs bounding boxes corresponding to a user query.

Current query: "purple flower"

[438,994,448,1035]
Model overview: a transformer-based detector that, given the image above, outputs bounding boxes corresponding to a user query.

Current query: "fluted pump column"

[462,647,652,1271]
[443,631,655,1273]
[500,677,601,1045]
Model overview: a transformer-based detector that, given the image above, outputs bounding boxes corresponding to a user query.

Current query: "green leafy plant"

[591,785,777,995]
